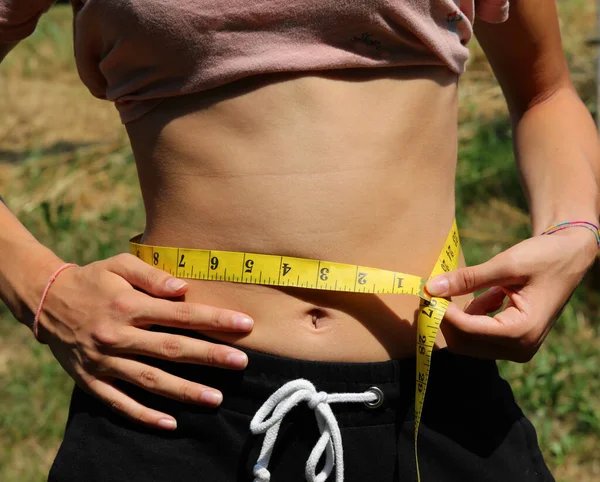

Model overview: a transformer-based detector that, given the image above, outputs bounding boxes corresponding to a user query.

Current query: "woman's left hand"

[425,227,598,362]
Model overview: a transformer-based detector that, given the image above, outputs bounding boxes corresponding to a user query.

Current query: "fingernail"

[166,278,187,291]
[158,418,177,430]
[233,315,254,330]
[426,277,449,296]
[226,351,248,368]
[489,286,503,294]
[200,391,223,406]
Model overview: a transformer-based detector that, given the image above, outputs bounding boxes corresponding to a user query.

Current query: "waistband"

[144,327,501,425]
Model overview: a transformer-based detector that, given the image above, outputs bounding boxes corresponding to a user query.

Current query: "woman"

[1,0,598,481]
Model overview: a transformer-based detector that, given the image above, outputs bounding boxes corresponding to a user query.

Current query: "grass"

[1,3,599,481]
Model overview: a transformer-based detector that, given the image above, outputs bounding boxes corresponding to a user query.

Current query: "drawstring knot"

[249,379,381,482]
[308,391,328,409]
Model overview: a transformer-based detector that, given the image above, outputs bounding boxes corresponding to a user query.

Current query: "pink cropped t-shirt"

[0,1,509,124]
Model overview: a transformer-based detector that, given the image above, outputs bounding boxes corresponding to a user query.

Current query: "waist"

[136,213,472,362]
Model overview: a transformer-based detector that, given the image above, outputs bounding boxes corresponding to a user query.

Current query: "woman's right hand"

[35,253,255,431]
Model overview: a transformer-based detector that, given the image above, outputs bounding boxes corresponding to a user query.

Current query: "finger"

[443,289,529,340]
[440,302,511,359]
[440,288,538,361]
[107,253,189,297]
[425,251,527,297]
[130,294,254,332]
[464,286,506,316]
[105,357,224,407]
[87,378,179,430]
[440,322,510,360]
[114,327,249,369]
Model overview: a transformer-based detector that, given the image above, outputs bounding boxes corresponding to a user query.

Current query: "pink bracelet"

[33,263,79,342]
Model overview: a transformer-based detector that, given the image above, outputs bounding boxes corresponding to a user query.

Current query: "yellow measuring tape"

[130,219,460,481]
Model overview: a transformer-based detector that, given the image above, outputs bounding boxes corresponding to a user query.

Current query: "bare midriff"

[125,65,475,362]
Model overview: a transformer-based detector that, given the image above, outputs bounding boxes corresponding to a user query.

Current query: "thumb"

[425,252,526,297]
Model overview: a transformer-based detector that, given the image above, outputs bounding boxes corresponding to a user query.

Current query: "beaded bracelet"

[33,263,79,343]
[540,220,600,248]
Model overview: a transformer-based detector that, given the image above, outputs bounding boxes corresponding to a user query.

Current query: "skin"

[1,0,599,431]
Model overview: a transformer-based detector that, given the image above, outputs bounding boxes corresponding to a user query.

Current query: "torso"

[125,65,474,362]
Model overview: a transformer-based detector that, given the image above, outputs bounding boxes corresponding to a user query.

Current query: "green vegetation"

[1,3,599,481]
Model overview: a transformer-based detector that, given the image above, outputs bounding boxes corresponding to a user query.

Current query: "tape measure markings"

[139,244,429,297]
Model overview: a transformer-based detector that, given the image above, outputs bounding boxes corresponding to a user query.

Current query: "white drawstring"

[249,379,380,482]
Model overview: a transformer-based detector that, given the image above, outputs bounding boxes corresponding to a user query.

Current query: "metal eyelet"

[364,386,384,409]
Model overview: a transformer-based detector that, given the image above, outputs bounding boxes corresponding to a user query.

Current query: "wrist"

[531,211,599,237]
[538,222,599,265]
[0,239,66,328]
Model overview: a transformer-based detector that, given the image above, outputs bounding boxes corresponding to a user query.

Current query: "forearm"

[512,86,600,235]
[0,201,65,328]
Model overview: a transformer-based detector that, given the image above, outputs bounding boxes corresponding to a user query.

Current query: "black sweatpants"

[48,330,554,481]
